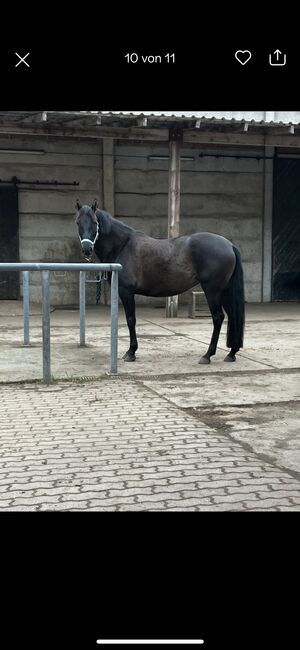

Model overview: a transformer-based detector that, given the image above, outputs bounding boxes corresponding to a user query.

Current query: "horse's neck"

[94,238,113,262]
[95,220,131,261]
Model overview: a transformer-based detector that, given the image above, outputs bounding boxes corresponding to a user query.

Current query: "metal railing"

[0,263,122,383]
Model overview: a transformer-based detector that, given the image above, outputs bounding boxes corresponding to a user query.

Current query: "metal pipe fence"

[0,262,122,383]
[22,270,30,345]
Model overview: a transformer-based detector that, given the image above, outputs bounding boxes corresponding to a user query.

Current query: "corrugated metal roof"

[0,111,299,138]
[0,111,300,127]
[94,111,300,126]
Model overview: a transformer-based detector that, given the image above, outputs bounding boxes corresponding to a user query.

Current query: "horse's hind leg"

[199,290,224,365]
[119,289,138,361]
[224,349,238,362]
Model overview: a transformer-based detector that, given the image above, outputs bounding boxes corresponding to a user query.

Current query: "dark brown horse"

[76,200,245,364]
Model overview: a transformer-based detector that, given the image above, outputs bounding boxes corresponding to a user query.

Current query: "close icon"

[15,52,30,68]
[235,50,252,65]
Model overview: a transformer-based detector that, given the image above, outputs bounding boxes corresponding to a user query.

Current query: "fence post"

[0,262,122,380]
[41,270,51,383]
[22,271,30,345]
[79,271,86,346]
[110,270,119,373]
[166,295,178,318]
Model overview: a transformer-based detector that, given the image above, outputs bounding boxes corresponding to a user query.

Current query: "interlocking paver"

[0,379,299,511]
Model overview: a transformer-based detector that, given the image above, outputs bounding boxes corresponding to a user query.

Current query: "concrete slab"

[0,331,271,382]
[193,403,300,476]
[237,323,300,369]
[1,302,299,381]
[143,371,300,408]
[239,349,300,369]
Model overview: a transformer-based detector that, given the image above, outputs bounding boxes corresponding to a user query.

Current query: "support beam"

[0,124,169,141]
[137,117,148,127]
[184,131,266,146]
[101,138,115,306]
[168,138,181,237]
[20,112,47,124]
[184,131,300,147]
[0,122,299,146]
[166,130,181,317]
[102,139,115,214]
[262,146,275,302]
[59,114,102,128]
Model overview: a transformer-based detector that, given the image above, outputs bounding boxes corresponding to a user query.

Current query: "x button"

[15,52,30,68]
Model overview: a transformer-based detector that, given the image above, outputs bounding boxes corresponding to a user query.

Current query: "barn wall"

[0,135,266,306]
[0,135,102,305]
[114,142,265,303]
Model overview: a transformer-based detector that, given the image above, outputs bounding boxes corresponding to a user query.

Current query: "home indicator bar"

[97,641,204,645]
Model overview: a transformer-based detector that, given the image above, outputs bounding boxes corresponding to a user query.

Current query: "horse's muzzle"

[81,243,93,258]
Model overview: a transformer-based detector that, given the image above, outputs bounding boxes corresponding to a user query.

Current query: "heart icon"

[235,50,252,65]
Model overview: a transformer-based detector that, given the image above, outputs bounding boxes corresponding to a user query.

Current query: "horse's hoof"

[199,356,210,365]
[224,354,236,362]
[123,352,136,362]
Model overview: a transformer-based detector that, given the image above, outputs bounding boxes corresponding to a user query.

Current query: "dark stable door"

[0,185,19,299]
[272,158,300,300]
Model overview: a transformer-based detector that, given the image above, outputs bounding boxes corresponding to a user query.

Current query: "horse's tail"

[221,245,245,350]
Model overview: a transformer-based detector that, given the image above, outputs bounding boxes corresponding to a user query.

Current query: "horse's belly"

[137,273,198,297]
[134,238,199,297]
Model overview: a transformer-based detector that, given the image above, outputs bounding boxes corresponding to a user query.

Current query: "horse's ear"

[91,199,98,212]
[76,200,82,210]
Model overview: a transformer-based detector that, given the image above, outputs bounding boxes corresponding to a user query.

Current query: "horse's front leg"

[119,289,138,361]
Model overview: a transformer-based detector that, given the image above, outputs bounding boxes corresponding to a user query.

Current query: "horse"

[75,200,245,365]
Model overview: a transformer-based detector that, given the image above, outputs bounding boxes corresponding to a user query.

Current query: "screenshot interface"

[0,35,298,650]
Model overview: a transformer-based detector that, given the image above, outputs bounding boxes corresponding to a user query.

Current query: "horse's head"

[75,200,99,260]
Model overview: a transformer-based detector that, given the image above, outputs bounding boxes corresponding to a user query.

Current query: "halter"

[78,221,99,257]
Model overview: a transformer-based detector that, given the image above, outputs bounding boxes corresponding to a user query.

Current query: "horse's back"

[189,231,233,249]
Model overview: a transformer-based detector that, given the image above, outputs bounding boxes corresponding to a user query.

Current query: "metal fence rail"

[0,262,122,383]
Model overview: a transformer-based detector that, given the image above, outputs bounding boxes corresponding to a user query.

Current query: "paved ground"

[0,300,300,510]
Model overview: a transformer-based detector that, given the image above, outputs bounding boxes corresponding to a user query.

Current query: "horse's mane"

[96,209,144,235]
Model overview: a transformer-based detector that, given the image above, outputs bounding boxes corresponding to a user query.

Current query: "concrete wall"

[0,135,103,305]
[115,142,265,303]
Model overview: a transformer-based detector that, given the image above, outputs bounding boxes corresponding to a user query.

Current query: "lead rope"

[96,273,101,304]
[95,270,108,305]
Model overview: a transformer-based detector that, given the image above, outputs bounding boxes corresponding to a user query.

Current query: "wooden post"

[102,138,115,305]
[103,138,115,215]
[166,128,181,317]
[262,145,274,302]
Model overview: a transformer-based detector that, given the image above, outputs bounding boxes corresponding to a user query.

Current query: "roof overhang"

[0,112,300,147]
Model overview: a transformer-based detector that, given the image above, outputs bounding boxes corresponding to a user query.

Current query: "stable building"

[0,110,299,305]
